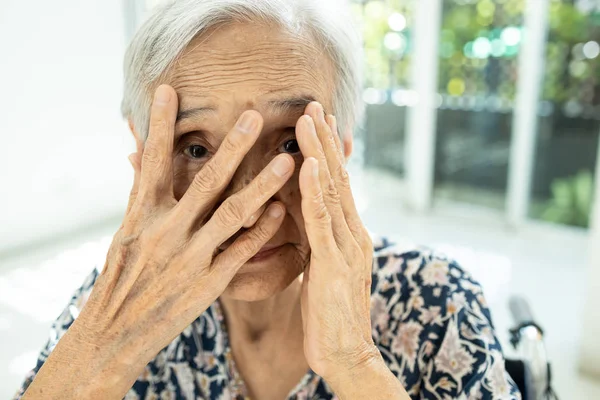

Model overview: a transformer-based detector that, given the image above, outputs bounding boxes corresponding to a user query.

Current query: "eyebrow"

[268,95,324,115]
[176,95,325,123]
[176,106,216,122]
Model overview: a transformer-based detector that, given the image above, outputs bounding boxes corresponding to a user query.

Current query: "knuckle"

[334,163,350,186]
[309,189,324,209]
[149,116,168,134]
[232,237,256,258]
[326,135,338,152]
[217,196,246,225]
[312,200,331,225]
[220,135,243,155]
[128,187,139,200]
[348,220,363,236]
[119,219,140,240]
[142,147,161,166]
[324,179,340,202]
[193,162,222,193]
[250,219,273,240]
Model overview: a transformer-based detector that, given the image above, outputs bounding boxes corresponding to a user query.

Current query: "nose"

[216,154,272,228]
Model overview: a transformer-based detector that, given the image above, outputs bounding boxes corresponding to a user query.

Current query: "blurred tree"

[351,0,600,228]
[352,0,599,107]
[540,170,594,228]
[351,0,414,89]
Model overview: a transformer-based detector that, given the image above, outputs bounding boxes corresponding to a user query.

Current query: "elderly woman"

[15,0,519,399]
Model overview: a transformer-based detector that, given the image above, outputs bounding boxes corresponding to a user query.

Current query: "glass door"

[351,0,416,177]
[528,0,600,228]
[433,0,526,211]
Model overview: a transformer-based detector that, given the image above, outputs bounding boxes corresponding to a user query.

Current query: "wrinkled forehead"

[166,21,335,116]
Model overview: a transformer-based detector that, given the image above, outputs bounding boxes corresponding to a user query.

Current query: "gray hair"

[121,0,363,141]
[120,0,363,142]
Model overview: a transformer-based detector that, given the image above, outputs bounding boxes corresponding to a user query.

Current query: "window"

[529,1,600,228]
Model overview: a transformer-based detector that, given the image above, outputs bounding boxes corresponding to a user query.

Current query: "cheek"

[172,157,203,201]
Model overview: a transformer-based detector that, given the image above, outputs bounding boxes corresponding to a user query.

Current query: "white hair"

[121,0,363,142]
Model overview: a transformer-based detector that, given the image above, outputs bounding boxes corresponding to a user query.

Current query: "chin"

[221,245,304,302]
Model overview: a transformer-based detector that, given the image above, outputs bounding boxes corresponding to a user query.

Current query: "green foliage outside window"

[351,0,599,108]
[351,0,414,89]
[538,170,594,228]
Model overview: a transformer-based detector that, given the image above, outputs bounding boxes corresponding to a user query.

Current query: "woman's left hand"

[296,103,378,385]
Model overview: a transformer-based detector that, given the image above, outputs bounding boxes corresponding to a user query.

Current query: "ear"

[128,118,144,154]
[343,128,354,161]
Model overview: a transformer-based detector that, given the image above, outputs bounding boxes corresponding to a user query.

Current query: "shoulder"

[368,234,519,398]
[368,235,482,363]
[369,234,493,341]
[370,234,486,309]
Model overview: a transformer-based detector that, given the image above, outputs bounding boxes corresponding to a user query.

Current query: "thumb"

[126,152,141,216]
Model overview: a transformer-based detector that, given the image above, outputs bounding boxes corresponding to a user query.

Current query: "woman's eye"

[184,145,208,159]
[282,139,300,154]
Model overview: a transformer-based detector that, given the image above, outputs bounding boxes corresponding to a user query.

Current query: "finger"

[242,204,267,228]
[325,116,373,283]
[299,157,338,260]
[325,114,345,163]
[192,154,294,251]
[125,152,142,216]
[297,108,357,262]
[211,202,285,278]
[173,110,263,230]
[315,108,369,255]
[138,84,178,205]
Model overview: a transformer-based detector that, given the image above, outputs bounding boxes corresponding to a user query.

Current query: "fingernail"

[273,156,292,177]
[128,154,136,167]
[269,204,283,218]
[237,112,257,134]
[154,85,171,105]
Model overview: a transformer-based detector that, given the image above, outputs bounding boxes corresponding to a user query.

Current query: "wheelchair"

[505,296,559,400]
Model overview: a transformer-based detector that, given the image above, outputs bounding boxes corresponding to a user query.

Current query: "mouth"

[247,244,285,262]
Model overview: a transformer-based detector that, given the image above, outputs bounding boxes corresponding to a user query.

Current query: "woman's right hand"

[22,84,295,399]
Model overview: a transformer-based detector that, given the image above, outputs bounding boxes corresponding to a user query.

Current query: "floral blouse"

[14,235,520,399]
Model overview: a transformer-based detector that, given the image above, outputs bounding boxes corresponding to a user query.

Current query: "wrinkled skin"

[162,22,340,302]
[129,21,354,399]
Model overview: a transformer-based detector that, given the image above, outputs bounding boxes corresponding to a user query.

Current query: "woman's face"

[158,22,346,301]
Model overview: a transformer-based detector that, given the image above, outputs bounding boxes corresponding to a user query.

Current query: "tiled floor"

[1,167,599,399]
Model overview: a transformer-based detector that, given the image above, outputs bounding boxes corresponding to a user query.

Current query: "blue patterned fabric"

[14,235,520,399]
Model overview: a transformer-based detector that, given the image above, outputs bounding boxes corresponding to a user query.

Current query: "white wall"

[0,0,134,254]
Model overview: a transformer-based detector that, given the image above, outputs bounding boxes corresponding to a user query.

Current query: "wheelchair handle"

[508,296,552,400]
